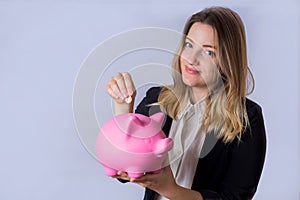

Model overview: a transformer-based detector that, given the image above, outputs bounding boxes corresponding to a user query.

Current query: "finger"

[106,84,118,99]
[111,81,124,100]
[130,178,152,189]
[117,171,128,177]
[111,171,130,180]
[131,173,153,183]
[130,177,145,183]
[122,72,135,96]
[115,72,128,99]
[111,175,130,181]
[106,77,122,99]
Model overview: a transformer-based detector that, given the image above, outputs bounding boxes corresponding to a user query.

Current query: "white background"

[0,0,299,199]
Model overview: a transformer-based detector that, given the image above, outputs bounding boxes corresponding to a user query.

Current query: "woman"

[106,7,266,200]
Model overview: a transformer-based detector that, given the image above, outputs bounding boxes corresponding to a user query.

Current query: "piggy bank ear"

[121,114,149,134]
[150,112,165,128]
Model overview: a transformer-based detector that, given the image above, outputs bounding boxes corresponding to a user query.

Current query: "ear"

[150,112,165,128]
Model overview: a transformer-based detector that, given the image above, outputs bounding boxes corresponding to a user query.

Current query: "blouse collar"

[177,96,206,120]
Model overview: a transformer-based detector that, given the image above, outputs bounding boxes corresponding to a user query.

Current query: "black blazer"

[135,87,266,200]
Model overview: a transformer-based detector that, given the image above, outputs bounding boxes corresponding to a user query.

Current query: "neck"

[191,86,208,104]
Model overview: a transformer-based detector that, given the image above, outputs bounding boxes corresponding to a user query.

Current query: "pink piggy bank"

[95,112,173,178]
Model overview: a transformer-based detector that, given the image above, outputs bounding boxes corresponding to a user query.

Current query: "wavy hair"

[158,7,254,143]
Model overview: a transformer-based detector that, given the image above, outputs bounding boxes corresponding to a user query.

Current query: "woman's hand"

[106,72,136,115]
[132,166,203,200]
[131,166,178,197]
[112,167,178,198]
[113,167,202,200]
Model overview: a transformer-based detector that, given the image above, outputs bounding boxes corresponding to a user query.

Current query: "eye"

[183,41,193,48]
[204,50,216,57]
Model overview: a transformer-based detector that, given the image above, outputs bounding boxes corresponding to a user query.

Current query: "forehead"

[187,22,217,47]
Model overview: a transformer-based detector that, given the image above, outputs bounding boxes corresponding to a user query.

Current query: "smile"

[185,65,200,75]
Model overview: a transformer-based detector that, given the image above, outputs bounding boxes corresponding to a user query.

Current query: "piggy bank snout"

[154,138,174,158]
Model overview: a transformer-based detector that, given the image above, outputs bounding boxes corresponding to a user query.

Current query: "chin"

[182,77,197,87]
[182,77,208,89]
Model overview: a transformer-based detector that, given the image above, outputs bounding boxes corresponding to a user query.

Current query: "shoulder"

[239,98,266,149]
[246,98,263,116]
[135,86,162,116]
[245,98,265,128]
[143,86,162,104]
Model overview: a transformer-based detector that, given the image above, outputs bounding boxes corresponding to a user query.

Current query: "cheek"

[204,66,221,85]
[179,57,184,72]
[180,50,188,62]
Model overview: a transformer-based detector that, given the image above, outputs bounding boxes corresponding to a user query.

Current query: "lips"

[185,65,200,75]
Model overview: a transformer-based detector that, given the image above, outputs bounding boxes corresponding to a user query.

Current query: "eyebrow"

[185,37,216,49]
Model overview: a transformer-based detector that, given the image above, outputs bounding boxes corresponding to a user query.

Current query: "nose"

[185,50,200,66]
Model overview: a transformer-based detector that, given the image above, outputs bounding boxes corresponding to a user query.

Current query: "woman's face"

[180,22,218,91]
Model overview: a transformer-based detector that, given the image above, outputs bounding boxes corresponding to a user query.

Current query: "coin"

[125,96,132,104]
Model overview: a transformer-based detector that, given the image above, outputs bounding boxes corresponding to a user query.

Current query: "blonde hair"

[158,7,254,143]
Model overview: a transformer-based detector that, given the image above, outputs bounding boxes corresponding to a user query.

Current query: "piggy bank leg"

[103,166,117,176]
[127,172,144,179]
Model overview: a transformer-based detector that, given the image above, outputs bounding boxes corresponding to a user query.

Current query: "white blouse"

[157,98,206,200]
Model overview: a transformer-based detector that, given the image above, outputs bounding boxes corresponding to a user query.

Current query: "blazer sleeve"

[204,101,267,200]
